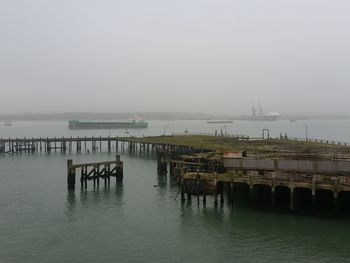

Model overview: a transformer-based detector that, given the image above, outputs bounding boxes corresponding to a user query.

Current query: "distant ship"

[68,120,148,129]
[3,120,12,126]
[235,102,279,121]
[207,120,233,124]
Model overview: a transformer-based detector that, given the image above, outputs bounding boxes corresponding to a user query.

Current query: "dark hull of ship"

[68,123,148,129]
[206,121,233,124]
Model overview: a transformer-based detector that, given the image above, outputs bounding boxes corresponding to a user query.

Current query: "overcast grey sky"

[0,0,349,115]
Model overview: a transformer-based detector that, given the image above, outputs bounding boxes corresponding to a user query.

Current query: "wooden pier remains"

[168,152,350,214]
[67,155,123,190]
[0,136,206,155]
[4,134,350,214]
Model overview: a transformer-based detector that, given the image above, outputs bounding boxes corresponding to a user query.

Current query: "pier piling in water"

[3,134,350,214]
[67,155,123,190]
[169,151,350,214]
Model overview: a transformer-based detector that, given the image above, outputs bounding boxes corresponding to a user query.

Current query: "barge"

[68,120,148,129]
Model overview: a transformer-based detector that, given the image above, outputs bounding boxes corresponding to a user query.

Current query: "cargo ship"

[206,120,233,124]
[68,120,148,129]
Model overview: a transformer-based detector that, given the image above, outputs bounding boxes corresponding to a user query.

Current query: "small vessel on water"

[3,120,12,126]
[68,120,148,129]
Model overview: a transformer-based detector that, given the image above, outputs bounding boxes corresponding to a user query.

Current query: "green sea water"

[1,120,350,262]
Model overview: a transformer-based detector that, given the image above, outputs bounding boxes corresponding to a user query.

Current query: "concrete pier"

[168,152,350,214]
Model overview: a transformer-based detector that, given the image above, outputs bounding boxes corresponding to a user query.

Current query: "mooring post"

[0,140,4,154]
[181,182,186,202]
[116,155,123,183]
[187,181,192,202]
[214,178,218,207]
[196,173,200,206]
[157,151,168,175]
[67,159,76,190]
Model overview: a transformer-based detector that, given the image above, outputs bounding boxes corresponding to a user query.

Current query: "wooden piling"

[67,159,76,190]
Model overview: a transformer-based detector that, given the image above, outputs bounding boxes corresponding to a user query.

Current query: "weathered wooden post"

[181,181,186,202]
[187,181,192,202]
[106,164,111,185]
[157,151,168,175]
[219,181,224,206]
[67,159,76,190]
[196,173,200,206]
[214,178,218,207]
[0,139,4,154]
[116,155,123,183]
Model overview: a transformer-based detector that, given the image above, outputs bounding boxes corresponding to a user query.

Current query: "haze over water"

[2,0,350,261]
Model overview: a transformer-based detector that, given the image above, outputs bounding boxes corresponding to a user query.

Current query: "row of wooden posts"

[67,155,123,190]
[0,137,206,155]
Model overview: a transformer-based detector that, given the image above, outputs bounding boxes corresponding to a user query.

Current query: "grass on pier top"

[128,135,348,157]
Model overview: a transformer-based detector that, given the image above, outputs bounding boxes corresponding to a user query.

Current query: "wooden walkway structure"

[4,134,350,214]
[67,155,123,190]
[0,136,206,155]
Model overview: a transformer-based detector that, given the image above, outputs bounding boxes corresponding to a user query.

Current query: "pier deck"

[1,135,350,160]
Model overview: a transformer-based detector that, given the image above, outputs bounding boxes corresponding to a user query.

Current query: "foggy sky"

[1,0,349,115]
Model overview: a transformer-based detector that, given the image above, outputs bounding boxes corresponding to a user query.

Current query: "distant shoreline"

[1,112,350,121]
